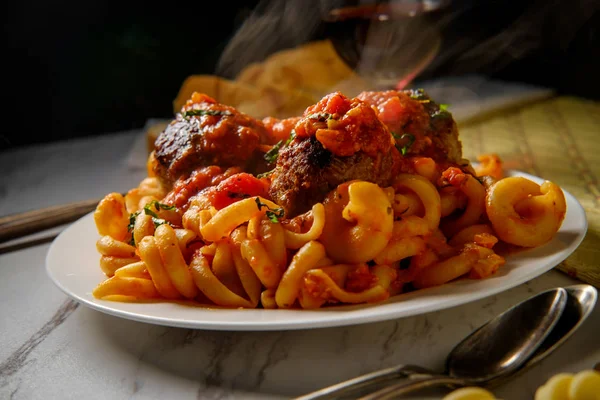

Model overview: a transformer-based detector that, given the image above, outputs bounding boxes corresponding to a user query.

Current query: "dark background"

[2,0,599,151]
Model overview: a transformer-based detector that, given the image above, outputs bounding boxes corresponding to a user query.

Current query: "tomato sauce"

[293,92,394,158]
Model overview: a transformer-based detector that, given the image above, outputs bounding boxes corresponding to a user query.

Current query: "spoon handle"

[359,375,466,400]
[293,364,431,400]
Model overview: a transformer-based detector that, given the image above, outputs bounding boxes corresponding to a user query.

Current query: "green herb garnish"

[182,109,232,118]
[439,104,449,111]
[143,200,176,219]
[127,211,141,246]
[255,197,285,223]
[143,201,175,228]
[399,133,415,155]
[150,217,170,228]
[286,130,297,144]
[408,89,427,100]
[308,112,333,122]
[431,109,451,120]
[285,130,296,145]
[264,140,284,164]
[391,132,415,155]
[126,202,175,246]
[266,210,283,223]
[263,130,296,164]
[257,170,274,179]
[127,211,141,233]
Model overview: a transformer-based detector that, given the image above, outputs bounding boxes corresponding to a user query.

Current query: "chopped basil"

[257,170,274,179]
[439,103,449,111]
[400,133,415,155]
[431,109,451,120]
[142,200,175,219]
[391,132,415,155]
[143,208,159,219]
[286,130,297,145]
[264,140,284,164]
[254,197,285,223]
[127,211,141,246]
[182,109,232,118]
[266,210,284,223]
[408,89,427,100]
[126,202,174,246]
[263,130,296,164]
[143,201,175,227]
[127,211,141,233]
[151,217,170,228]
[308,112,333,122]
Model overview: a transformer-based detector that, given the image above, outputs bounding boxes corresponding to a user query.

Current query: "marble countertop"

[1,130,598,400]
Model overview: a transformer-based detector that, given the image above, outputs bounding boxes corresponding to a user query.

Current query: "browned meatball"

[153,92,270,187]
[357,89,463,164]
[268,92,402,217]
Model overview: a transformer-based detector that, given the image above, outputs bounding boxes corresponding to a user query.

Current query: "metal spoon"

[514,284,597,376]
[360,284,597,400]
[295,286,569,400]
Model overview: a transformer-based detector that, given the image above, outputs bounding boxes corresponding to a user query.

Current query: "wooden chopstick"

[0,198,101,243]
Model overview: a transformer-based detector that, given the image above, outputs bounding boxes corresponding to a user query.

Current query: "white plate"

[46,170,587,331]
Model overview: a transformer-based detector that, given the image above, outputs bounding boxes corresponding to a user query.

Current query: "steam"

[216,0,598,90]
[216,0,333,79]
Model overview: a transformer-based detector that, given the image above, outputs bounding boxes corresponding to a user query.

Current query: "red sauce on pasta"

[205,173,270,210]
[162,166,242,211]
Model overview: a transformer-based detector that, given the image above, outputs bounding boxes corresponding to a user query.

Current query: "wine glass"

[323,0,450,90]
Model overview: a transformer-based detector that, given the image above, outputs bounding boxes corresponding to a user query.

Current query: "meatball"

[268,92,402,217]
[357,89,463,163]
[153,92,271,187]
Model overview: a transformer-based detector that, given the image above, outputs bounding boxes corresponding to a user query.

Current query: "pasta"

[534,369,600,400]
[441,369,600,400]
[90,89,568,309]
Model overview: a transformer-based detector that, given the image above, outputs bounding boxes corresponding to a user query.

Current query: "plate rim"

[45,170,588,331]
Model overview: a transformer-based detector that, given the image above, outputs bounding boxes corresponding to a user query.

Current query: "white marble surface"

[0,130,599,400]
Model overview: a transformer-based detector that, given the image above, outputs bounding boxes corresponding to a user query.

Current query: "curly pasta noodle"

[95,235,140,277]
[94,193,129,242]
[319,181,394,264]
[125,177,167,213]
[393,173,441,231]
[442,369,600,400]
[439,167,486,237]
[486,177,566,247]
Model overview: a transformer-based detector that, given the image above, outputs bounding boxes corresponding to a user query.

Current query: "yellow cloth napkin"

[459,96,600,287]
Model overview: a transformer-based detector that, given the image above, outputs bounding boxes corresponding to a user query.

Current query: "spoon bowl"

[296,284,597,400]
[445,287,567,385]
[490,284,598,386]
